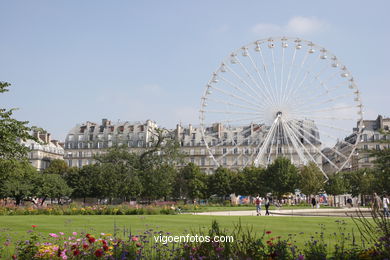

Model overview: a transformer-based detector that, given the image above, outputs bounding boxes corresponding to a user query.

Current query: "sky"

[0,0,389,140]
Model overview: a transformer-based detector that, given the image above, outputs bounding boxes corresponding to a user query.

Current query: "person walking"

[373,193,382,212]
[265,197,270,216]
[311,196,317,208]
[383,195,389,217]
[255,195,261,216]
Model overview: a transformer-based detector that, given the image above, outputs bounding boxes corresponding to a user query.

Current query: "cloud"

[251,16,328,36]
[286,16,327,34]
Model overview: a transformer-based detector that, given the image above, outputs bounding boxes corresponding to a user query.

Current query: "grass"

[0,214,362,249]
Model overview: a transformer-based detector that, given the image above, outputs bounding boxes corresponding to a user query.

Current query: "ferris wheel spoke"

[224,63,269,105]
[254,117,278,166]
[288,119,348,160]
[299,105,358,115]
[290,119,356,150]
[246,51,279,106]
[281,45,298,106]
[287,121,338,174]
[207,84,264,110]
[217,75,264,107]
[266,120,279,165]
[280,119,308,164]
[258,48,280,107]
[291,70,341,105]
[280,122,294,163]
[234,55,276,107]
[206,97,265,112]
[270,48,280,104]
[295,89,353,110]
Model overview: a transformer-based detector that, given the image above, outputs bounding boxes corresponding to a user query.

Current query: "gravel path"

[191,208,372,217]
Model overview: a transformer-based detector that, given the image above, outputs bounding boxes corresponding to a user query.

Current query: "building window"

[201,157,205,166]
[78,135,83,141]
[223,157,227,166]
[190,157,195,164]
[223,132,228,139]
[362,134,367,142]
[68,135,74,141]
[364,156,369,163]
[222,148,227,154]
[376,144,380,150]
[192,133,196,140]
[79,152,82,157]
[190,149,195,155]
[78,160,83,168]
[233,148,238,154]
[108,141,112,147]
[200,149,205,155]
[363,144,368,150]
[68,160,72,167]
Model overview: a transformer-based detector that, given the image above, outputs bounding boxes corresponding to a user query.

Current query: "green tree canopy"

[0,82,39,159]
[264,157,299,199]
[298,162,326,196]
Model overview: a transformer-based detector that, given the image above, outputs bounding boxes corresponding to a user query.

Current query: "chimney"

[102,118,108,127]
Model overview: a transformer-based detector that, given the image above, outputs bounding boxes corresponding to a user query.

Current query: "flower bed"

[1,217,390,259]
[0,205,176,216]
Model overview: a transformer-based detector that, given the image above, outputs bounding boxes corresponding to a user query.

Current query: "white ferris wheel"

[199,37,363,177]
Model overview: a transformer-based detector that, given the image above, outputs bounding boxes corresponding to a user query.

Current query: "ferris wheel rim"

[199,37,363,174]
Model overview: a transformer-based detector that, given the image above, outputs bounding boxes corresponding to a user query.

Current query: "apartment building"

[20,131,64,171]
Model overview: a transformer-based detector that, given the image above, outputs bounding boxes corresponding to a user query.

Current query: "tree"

[0,82,39,159]
[43,159,69,176]
[173,163,207,201]
[325,173,347,196]
[34,174,72,205]
[237,166,266,196]
[140,164,176,201]
[370,148,390,195]
[63,165,97,203]
[298,162,326,196]
[0,159,38,205]
[344,169,376,197]
[208,167,234,198]
[264,157,299,199]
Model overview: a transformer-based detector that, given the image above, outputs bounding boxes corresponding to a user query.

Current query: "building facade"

[20,131,64,171]
[64,118,321,173]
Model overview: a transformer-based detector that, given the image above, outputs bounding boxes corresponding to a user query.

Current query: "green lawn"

[0,214,362,249]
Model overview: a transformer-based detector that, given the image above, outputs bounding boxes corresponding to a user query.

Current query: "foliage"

[0,82,39,159]
[343,169,376,197]
[263,157,299,199]
[0,204,176,216]
[43,159,69,176]
[173,163,207,200]
[0,159,38,205]
[325,173,348,196]
[298,162,326,196]
[207,167,234,198]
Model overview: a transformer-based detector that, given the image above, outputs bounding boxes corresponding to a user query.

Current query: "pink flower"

[49,233,59,238]
[131,236,139,241]
[59,232,65,236]
[72,232,77,236]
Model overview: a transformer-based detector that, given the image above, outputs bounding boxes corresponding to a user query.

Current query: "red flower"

[73,249,81,256]
[94,249,104,257]
[82,243,89,249]
[270,237,275,241]
[71,245,77,250]
[136,242,142,247]
[88,237,96,243]
[86,233,91,238]
[101,240,107,246]
[31,225,37,228]
[266,231,272,234]
[103,245,109,251]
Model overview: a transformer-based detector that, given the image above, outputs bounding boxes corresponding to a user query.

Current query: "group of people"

[254,195,271,216]
[373,193,390,217]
